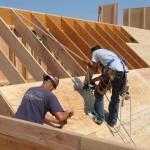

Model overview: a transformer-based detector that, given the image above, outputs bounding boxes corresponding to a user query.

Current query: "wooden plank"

[47,16,92,73]
[145,7,150,30]
[74,20,97,47]
[0,48,26,84]
[99,4,118,25]
[0,36,10,82]
[0,17,46,81]
[85,22,115,51]
[119,27,137,43]
[95,24,139,69]
[12,10,70,78]
[0,94,14,116]
[0,7,12,25]
[0,134,55,150]
[130,8,144,29]
[0,115,81,150]
[31,13,86,76]
[81,136,142,150]
[99,24,149,68]
[112,25,131,43]
[61,18,91,59]
[123,9,129,26]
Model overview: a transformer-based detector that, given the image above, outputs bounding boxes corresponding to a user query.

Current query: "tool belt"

[96,74,112,95]
[96,68,128,96]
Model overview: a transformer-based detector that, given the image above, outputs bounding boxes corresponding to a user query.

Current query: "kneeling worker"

[13,74,74,127]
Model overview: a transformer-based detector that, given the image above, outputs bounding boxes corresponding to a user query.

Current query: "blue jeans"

[94,75,123,125]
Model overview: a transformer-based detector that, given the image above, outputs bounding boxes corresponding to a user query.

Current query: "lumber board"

[0,48,26,84]
[85,22,115,51]
[95,24,147,69]
[112,25,131,43]
[12,10,70,78]
[74,20,97,47]
[0,115,81,150]
[0,115,144,150]
[0,7,12,24]
[0,36,10,82]
[0,94,14,116]
[31,13,85,76]
[95,24,134,69]
[119,27,137,43]
[0,17,46,81]
[47,16,91,73]
[80,136,141,150]
[100,24,149,68]
[61,18,91,59]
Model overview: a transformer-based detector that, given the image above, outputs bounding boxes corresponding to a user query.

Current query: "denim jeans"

[94,91,105,121]
[94,74,123,125]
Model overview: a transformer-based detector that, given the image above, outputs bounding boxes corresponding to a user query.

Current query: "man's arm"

[82,59,99,73]
[44,110,74,124]
[55,110,74,123]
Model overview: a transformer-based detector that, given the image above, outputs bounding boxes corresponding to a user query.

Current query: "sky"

[0,0,150,25]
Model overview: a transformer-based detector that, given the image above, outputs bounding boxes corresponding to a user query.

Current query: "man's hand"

[66,110,74,118]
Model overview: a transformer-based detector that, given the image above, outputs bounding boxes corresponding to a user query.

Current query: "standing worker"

[83,44,129,127]
[13,74,74,127]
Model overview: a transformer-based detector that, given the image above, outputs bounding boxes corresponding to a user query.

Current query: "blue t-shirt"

[13,86,64,124]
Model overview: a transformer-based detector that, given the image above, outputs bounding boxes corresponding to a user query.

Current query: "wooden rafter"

[0,17,46,81]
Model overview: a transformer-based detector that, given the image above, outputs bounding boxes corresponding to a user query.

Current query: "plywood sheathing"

[0,68,150,149]
[123,26,150,65]
[98,4,118,25]
[123,7,150,30]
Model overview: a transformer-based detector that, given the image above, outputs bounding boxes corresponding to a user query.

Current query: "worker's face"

[49,83,55,91]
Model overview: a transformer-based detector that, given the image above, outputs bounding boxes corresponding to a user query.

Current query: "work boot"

[88,112,103,125]
[105,112,115,128]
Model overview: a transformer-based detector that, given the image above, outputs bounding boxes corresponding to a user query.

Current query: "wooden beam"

[74,20,97,47]
[0,48,26,84]
[85,22,114,50]
[113,25,131,43]
[0,94,14,116]
[0,115,81,150]
[103,25,149,68]
[95,24,136,69]
[47,15,92,73]
[61,18,91,59]
[31,13,86,76]
[13,10,70,78]
[0,17,46,81]
[81,136,142,150]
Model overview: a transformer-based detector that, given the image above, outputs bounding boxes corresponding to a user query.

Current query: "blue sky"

[0,0,150,25]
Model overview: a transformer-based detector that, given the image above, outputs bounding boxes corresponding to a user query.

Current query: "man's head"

[91,44,101,53]
[43,74,59,89]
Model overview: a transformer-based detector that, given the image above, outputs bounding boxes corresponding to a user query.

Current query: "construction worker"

[83,44,129,127]
[13,74,74,127]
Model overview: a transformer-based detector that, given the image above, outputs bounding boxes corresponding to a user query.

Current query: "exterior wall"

[123,7,150,30]
[98,3,118,25]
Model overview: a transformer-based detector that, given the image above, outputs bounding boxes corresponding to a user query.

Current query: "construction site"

[0,4,150,150]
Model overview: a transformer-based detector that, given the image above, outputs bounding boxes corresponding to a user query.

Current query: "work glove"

[119,86,130,100]
[83,81,97,91]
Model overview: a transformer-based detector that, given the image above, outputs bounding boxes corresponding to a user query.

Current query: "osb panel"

[0,68,149,149]
[123,26,150,66]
